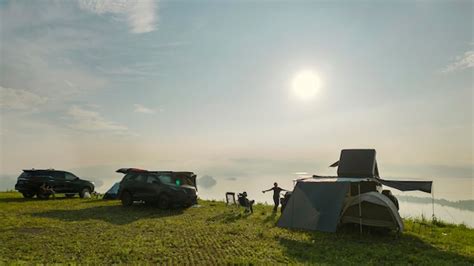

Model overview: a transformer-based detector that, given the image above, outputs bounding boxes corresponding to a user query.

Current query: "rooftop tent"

[332,149,432,193]
[337,149,379,178]
[103,182,120,200]
[277,178,352,232]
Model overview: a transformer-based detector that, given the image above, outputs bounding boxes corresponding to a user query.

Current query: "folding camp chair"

[237,192,254,214]
[225,192,236,205]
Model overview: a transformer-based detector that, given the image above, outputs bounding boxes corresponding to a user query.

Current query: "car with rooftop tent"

[14,169,95,199]
[116,168,198,209]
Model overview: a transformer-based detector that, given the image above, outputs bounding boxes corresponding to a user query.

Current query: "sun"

[291,70,322,101]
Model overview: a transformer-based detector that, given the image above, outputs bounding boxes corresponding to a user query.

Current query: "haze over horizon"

[0,1,472,200]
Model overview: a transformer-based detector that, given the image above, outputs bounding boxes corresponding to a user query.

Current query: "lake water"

[398,201,474,227]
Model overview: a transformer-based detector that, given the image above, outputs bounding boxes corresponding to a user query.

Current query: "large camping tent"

[277,149,432,233]
[103,182,120,200]
[277,178,351,232]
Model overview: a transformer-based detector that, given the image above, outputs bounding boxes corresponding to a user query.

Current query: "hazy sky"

[0,1,472,195]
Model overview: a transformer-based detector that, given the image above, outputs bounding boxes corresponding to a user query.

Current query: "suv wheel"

[22,192,35,198]
[37,192,50,200]
[79,188,91,198]
[121,191,133,207]
[158,194,170,210]
[65,193,76,198]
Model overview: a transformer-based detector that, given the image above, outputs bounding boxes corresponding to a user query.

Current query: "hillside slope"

[0,192,472,264]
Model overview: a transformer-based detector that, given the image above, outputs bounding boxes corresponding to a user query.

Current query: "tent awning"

[379,179,432,194]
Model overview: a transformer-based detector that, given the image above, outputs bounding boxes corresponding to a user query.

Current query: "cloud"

[67,105,128,132]
[1,2,108,102]
[78,0,158,34]
[443,50,474,73]
[134,104,159,114]
[198,175,217,189]
[0,86,47,111]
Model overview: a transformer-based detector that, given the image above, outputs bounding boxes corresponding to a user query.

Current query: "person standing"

[262,182,288,212]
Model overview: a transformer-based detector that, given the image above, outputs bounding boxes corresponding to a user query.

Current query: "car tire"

[79,188,91,198]
[121,191,133,207]
[158,194,170,210]
[65,193,76,198]
[22,192,35,198]
[36,191,50,200]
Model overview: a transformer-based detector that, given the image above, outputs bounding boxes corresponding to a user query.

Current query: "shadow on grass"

[0,197,73,203]
[278,228,474,264]
[31,205,183,225]
[207,210,252,223]
[262,212,278,224]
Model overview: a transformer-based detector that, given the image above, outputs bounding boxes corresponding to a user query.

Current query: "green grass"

[0,192,472,265]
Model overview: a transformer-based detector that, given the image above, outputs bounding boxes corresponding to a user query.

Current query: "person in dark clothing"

[238,192,254,213]
[262,182,288,212]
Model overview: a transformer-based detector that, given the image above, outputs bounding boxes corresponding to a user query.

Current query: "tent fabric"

[379,179,432,194]
[277,181,350,232]
[341,191,404,231]
[300,177,375,183]
[103,182,120,199]
[337,149,377,178]
[298,176,432,194]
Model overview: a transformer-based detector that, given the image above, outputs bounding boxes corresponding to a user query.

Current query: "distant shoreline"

[396,195,474,212]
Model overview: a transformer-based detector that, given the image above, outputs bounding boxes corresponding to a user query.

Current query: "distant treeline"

[397,195,474,212]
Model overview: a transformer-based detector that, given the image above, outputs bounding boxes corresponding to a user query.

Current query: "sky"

[0,0,472,199]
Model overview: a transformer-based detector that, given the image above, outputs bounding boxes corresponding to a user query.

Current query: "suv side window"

[65,173,77,181]
[147,175,160,184]
[51,171,65,180]
[158,174,173,185]
[135,174,147,183]
[123,173,147,182]
[123,173,136,181]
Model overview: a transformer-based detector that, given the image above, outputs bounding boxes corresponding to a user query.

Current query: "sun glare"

[291,70,322,101]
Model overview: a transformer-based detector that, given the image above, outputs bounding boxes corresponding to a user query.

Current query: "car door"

[51,171,66,192]
[145,174,163,201]
[64,172,78,193]
[121,173,138,195]
[121,173,148,199]
[133,174,149,199]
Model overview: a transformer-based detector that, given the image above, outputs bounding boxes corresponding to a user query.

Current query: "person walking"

[262,182,288,212]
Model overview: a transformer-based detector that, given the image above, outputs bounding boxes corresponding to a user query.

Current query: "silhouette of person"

[262,182,288,212]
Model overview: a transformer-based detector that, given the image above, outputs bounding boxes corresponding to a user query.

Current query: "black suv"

[117,168,198,209]
[15,169,95,199]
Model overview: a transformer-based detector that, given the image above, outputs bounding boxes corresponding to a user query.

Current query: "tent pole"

[358,183,362,235]
[431,186,435,222]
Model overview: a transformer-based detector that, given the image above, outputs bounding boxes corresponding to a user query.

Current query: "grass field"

[0,192,473,264]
